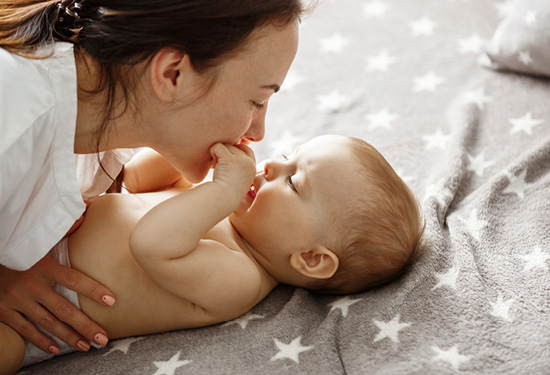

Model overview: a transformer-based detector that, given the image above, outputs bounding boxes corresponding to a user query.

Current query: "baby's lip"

[247,183,256,200]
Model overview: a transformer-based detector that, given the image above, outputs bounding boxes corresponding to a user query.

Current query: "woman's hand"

[0,256,114,353]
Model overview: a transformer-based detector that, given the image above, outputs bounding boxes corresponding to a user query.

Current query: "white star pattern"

[362,0,389,18]
[518,50,533,66]
[365,108,398,130]
[410,17,437,36]
[517,246,550,272]
[489,293,514,322]
[458,34,486,54]
[459,209,489,241]
[103,337,143,356]
[495,0,515,18]
[281,70,306,92]
[223,313,264,329]
[319,33,350,54]
[524,10,537,26]
[267,131,304,156]
[316,90,349,112]
[509,112,544,135]
[271,337,314,364]
[413,71,445,92]
[502,169,531,199]
[422,128,450,151]
[153,351,191,375]
[373,315,411,343]
[467,151,495,177]
[366,50,396,72]
[395,168,415,184]
[432,345,470,370]
[462,87,493,110]
[329,296,362,317]
[433,265,460,291]
[424,181,454,207]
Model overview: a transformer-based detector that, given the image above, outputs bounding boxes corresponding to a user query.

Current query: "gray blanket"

[24,0,550,374]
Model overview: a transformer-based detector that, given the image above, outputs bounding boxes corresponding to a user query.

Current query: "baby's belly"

[67,190,220,338]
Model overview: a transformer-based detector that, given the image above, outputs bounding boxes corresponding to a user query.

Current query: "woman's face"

[159,20,299,183]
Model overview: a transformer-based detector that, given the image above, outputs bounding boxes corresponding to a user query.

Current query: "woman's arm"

[123,148,192,193]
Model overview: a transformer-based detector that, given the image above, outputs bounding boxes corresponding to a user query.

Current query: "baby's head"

[306,136,423,294]
[229,134,423,295]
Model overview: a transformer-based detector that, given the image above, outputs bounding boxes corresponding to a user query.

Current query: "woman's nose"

[244,107,267,142]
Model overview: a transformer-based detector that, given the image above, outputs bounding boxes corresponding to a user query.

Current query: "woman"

[0,0,304,356]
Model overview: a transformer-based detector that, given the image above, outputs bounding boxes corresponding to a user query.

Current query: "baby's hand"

[210,143,256,198]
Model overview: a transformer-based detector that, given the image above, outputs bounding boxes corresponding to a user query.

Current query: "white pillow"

[482,0,550,78]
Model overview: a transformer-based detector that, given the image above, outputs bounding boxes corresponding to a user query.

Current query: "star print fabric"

[24,0,549,374]
[483,0,550,78]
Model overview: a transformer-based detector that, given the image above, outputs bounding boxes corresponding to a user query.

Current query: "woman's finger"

[0,305,59,354]
[37,256,115,308]
[34,257,111,346]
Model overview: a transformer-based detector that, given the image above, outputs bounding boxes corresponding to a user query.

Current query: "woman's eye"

[287,176,297,192]
[252,101,265,109]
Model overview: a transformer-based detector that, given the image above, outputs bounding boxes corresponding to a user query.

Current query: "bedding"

[23,0,550,374]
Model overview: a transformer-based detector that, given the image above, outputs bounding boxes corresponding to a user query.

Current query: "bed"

[23,0,550,374]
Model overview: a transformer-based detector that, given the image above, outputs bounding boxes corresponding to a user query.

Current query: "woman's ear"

[289,247,339,280]
[149,48,192,102]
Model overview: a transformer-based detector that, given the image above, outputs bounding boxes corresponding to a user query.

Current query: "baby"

[0,135,423,373]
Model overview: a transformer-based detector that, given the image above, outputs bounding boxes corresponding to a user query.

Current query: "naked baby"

[0,135,423,373]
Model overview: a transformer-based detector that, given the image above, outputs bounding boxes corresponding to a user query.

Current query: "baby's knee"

[0,321,25,374]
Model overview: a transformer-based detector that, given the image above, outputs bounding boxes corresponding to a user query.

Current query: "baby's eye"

[287,176,297,192]
[281,154,288,160]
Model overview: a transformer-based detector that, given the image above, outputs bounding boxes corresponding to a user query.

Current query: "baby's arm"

[123,148,192,193]
[129,144,259,319]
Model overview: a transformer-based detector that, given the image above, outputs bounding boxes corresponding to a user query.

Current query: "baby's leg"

[0,321,25,374]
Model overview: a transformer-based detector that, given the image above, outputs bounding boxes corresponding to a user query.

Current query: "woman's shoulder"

[0,44,77,151]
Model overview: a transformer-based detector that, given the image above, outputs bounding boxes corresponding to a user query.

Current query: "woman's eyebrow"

[261,84,280,93]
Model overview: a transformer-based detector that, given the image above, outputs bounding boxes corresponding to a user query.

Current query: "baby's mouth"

[247,183,256,200]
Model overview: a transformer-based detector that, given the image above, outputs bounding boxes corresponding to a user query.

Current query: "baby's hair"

[308,137,424,295]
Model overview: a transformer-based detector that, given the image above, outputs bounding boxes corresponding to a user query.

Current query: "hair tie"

[53,0,84,42]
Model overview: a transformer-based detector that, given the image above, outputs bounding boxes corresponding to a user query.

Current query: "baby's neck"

[225,219,279,292]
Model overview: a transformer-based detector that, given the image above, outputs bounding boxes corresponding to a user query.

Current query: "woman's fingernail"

[77,340,90,352]
[102,295,115,306]
[94,333,108,346]
[49,345,60,354]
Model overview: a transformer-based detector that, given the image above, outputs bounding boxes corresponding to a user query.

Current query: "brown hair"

[0,0,309,151]
[307,137,424,295]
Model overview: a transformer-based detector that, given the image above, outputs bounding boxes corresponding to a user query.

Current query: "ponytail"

[0,1,58,56]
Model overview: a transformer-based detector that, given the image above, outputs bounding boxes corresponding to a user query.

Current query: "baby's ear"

[289,247,339,280]
[149,48,192,102]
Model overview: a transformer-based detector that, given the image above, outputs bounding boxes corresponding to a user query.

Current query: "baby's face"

[229,135,361,271]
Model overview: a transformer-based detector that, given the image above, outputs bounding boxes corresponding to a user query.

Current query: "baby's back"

[68,188,224,339]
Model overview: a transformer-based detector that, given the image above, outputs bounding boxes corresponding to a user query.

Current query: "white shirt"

[0,43,132,271]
